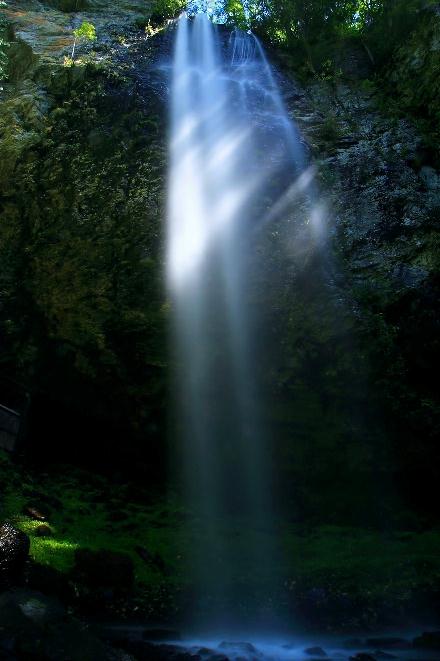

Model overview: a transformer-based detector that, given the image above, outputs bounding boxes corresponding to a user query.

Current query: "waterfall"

[168,13,320,628]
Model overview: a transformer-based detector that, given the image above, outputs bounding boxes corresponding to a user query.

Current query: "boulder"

[0,588,65,626]
[35,524,53,537]
[304,646,327,657]
[343,639,364,649]
[365,637,409,649]
[0,589,120,660]
[0,589,63,657]
[117,640,200,659]
[0,523,30,589]
[43,619,120,661]
[46,0,89,11]
[304,647,327,657]
[23,506,46,521]
[197,648,217,656]
[413,630,440,649]
[73,548,134,593]
[219,641,257,654]
[0,589,43,656]
[142,629,182,641]
[24,560,71,601]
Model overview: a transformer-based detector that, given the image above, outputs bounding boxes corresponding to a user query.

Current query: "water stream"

[167,12,320,627]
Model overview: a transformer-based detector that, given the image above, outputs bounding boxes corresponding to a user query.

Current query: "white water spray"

[168,13,322,624]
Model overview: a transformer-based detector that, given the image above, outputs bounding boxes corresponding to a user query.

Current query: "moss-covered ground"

[2,449,440,626]
[0,450,188,586]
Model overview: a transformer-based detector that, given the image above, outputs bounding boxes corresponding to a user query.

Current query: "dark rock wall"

[0,5,439,524]
[0,14,170,473]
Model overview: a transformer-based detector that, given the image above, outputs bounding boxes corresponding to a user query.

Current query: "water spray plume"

[167,12,321,630]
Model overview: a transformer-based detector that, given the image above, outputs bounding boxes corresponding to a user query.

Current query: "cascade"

[168,12,320,626]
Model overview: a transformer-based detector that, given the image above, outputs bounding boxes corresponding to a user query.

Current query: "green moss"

[283,524,440,596]
[18,516,78,572]
[0,451,186,585]
[2,450,440,609]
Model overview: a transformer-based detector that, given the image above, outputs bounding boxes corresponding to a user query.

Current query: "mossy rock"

[0,84,46,188]
[7,39,37,82]
[45,0,89,11]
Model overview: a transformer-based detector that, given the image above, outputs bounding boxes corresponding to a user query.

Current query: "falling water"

[168,13,321,628]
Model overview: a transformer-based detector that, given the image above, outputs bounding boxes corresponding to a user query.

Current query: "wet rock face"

[262,71,440,521]
[1,0,439,538]
[46,0,89,10]
[0,523,30,589]
[7,38,38,82]
[0,7,171,464]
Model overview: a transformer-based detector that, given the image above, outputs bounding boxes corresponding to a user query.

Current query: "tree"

[71,21,96,60]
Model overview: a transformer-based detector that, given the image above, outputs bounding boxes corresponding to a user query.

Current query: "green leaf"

[73,21,97,43]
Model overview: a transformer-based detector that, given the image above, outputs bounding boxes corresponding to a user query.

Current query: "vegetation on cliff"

[0,0,439,631]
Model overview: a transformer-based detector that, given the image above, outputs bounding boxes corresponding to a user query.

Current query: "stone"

[304,646,327,657]
[46,0,89,11]
[23,506,46,521]
[0,523,30,589]
[197,648,216,655]
[343,639,364,649]
[119,641,200,659]
[413,630,440,649]
[390,264,428,289]
[420,166,440,191]
[219,641,257,654]
[0,589,64,658]
[0,588,127,659]
[24,561,71,600]
[365,637,409,649]
[35,523,53,537]
[43,619,117,661]
[73,548,134,592]
[142,629,182,641]
[373,651,397,659]
[0,589,42,656]
[0,589,65,625]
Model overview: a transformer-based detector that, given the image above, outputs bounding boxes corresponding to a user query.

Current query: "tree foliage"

[226,0,436,72]
[150,0,186,23]
[73,21,97,42]
[71,21,96,59]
